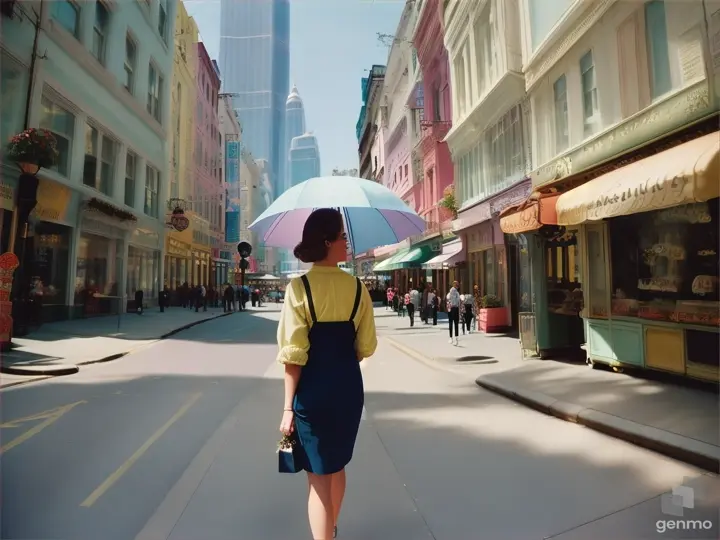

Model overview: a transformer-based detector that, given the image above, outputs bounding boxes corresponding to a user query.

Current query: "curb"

[1,311,235,386]
[2,364,79,377]
[475,377,720,474]
[385,336,449,373]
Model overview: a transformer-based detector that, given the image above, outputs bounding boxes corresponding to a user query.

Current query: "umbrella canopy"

[249,176,425,254]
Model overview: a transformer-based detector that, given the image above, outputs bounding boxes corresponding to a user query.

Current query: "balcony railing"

[420,120,452,141]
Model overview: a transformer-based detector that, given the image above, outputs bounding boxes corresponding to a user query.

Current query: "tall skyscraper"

[289,133,321,188]
[219,0,290,199]
[284,84,306,192]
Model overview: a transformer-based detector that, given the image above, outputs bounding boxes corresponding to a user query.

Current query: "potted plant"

[478,294,508,333]
[438,185,458,219]
[6,128,59,174]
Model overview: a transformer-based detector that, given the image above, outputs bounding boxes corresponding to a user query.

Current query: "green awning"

[387,245,436,270]
[372,248,411,273]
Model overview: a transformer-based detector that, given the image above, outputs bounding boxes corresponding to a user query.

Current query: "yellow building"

[165,4,198,288]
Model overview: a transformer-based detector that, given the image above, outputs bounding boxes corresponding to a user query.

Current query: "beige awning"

[556,132,720,226]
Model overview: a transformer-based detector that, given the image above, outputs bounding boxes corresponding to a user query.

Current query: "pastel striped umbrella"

[249,176,425,254]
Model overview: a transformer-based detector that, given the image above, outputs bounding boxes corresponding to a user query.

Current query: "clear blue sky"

[184,0,404,175]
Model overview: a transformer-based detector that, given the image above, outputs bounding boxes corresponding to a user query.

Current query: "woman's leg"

[331,469,347,529]
[307,472,334,539]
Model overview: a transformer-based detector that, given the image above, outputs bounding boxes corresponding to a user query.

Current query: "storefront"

[127,225,162,307]
[27,178,76,322]
[422,238,465,296]
[191,248,211,286]
[499,192,583,352]
[556,131,719,381]
[165,232,192,288]
[387,240,439,293]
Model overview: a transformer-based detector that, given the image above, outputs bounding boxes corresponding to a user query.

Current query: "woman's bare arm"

[283,364,302,409]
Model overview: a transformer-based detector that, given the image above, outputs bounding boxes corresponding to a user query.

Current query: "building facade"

[164,3,198,290]
[357,65,386,180]
[444,0,531,326]
[1,0,176,320]
[217,94,241,286]
[496,0,719,379]
[285,85,306,191]
[218,0,290,199]
[289,133,321,188]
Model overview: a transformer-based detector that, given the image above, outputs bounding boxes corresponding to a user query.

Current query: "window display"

[545,230,583,315]
[609,200,719,327]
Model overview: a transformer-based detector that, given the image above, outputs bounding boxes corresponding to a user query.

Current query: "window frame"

[52,0,81,39]
[92,0,110,64]
[579,49,600,136]
[582,222,611,319]
[553,74,569,153]
[147,62,163,123]
[125,151,137,207]
[158,0,168,43]
[124,33,137,94]
[82,121,117,196]
[39,94,76,178]
[144,164,160,218]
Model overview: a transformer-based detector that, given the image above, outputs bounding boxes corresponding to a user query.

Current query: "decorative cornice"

[524,0,615,91]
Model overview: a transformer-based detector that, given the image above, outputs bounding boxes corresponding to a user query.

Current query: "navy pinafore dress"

[291,275,365,475]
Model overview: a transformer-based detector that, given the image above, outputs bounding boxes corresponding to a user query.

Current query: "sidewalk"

[0,306,236,389]
[380,309,720,473]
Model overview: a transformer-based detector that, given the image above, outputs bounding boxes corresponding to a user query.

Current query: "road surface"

[1,307,717,540]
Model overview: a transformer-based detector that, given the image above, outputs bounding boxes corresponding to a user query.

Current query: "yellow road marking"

[0,401,87,454]
[80,392,202,507]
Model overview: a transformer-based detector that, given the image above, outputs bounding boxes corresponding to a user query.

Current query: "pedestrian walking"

[426,288,437,325]
[447,281,461,345]
[277,209,377,540]
[408,287,419,327]
[461,293,474,333]
[134,288,144,315]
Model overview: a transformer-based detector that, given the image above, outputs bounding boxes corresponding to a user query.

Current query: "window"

[147,64,163,122]
[40,96,75,177]
[580,50,599,136]
[432,85,441,121]
[83,125,99,189]
[553,75,569,152]
[644,0,672,99]
[145,165,159,217]
[92,1,110,64]
[125,152,137,207]
[52,0,80,38]
[158,0,167,42]
[124,35,136,93]
[453,55,466,117]
[585,225,608,318]
[82,124,115,196]
[1,53,29,151]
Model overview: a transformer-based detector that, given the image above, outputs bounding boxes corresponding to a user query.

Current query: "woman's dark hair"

[293,208,344,263]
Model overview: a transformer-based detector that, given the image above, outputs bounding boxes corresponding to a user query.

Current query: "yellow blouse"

[277,265,378,366]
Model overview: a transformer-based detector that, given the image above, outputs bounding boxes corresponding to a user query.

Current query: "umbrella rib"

[398,210,423,234]
[264,213,288,244]
[342,207,355,254]
[377,209,399,244]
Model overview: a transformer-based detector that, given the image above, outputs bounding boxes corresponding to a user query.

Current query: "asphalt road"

[1,307,718,540]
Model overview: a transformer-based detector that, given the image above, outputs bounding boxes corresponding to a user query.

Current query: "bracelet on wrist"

[283,407,293,412]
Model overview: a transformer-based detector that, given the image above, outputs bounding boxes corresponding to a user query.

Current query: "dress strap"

[300,275,317,323]
[349,278,362,322]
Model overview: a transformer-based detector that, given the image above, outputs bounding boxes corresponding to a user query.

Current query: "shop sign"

[31,179,71,222]
[170,214,189,231]
[500,204,540,234]
[0,182,15,211]
[453,180,530,232]
[532,81,712,188]
[168,238,191,257]
[81,217,125,239]
[467,221,495,252]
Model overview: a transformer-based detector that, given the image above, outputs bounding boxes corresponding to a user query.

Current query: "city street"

[1,308,718,540]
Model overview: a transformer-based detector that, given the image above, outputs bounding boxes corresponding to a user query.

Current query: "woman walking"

[277,208,377,540]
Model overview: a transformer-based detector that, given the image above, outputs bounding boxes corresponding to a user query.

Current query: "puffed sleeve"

[354,284,378,360]
[276,280,310,366]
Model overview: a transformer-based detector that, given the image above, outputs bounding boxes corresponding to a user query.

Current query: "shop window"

[127,246,160,299]
[545,231,583,315]
[1,52,28,154]
[585,225,609,318]
[74,233,118,315]
[32,222,71,308]
[40,95,75,177]
[609,201,719,326]
[483,248,496,298]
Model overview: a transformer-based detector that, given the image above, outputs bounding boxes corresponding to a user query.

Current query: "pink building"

[413,0,454,231]
[194,43,222,248]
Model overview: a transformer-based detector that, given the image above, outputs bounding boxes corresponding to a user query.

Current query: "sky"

[184,0,405,176]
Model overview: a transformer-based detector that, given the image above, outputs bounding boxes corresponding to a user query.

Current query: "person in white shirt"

[408,287,420,327]
[426,289,437,325]
[446,281,461,345]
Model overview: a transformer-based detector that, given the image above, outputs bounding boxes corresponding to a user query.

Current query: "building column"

[118,236,129,307]
[66,221,83,317]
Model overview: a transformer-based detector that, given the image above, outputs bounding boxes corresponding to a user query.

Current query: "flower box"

[478,307,509,333]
